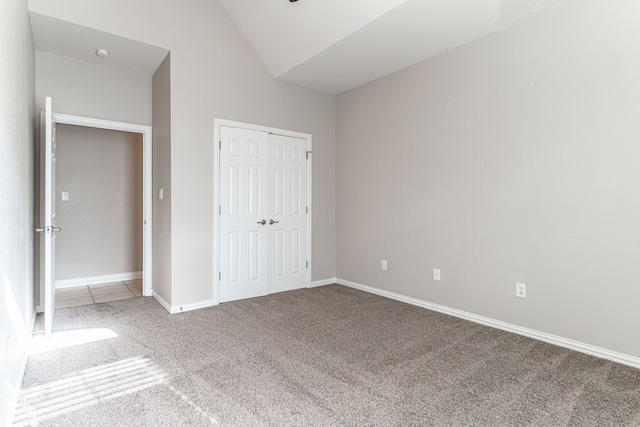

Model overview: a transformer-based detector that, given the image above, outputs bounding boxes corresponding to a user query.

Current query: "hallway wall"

[55,124,143,284]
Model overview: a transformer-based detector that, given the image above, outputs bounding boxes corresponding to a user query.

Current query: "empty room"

[2,0,640,425]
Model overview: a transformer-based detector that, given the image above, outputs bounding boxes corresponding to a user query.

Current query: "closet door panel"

[268,134,308,294]
[219,127,269,302]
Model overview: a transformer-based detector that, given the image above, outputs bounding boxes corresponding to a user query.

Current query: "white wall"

[29,0,337,308]
[35,51,152,125]
[55,124,143,282]
[0,0,35,423]
[152,54,172,304]
[336,0,640,358]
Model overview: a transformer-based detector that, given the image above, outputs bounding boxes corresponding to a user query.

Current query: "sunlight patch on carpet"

[14,357,167,425]
[28,328,119,355]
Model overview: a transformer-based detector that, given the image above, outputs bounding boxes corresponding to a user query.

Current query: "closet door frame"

[213,118,312,304]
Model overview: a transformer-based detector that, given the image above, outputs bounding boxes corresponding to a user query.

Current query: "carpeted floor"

[16,285,640,426]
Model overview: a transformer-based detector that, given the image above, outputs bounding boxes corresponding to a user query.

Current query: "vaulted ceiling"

[29,0,571,95]
[219,0,570,94]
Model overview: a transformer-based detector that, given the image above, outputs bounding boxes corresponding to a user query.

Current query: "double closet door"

[219,126,309,303]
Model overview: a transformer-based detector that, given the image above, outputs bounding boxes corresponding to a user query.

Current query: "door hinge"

[306,151,312,160]
[306,261,309,269]
[219,205,222,215]
[219,272,222,281]
[306,206,309,214]
[219,140,222,150]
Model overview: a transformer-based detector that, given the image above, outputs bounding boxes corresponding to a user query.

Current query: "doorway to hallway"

[54,124,143,291]
[36,109,153,334]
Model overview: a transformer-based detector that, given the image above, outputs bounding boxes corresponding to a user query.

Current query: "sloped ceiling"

[219,0,570,94]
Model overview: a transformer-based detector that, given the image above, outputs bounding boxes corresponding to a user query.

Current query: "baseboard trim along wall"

[157,279,336,314]
[336,278,640,370]
[152,291,172,313]
[55,271,142,289]
[153,291,217,315]
[310,278,337,287]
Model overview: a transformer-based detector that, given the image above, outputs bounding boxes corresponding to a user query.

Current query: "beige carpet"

[16,285,640,426]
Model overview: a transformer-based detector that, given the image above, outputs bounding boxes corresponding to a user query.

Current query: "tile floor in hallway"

[55,279,143,308]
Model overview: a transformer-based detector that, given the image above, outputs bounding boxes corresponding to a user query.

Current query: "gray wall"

[35,51,152,125]
[55,124,143,281]
[336,0,640,358]
[29,0,337,307]
[152,54,172,303]
[0,0,35,423]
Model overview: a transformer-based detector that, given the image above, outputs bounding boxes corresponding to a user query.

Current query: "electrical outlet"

[381,260,387,271]
[516,283,526,298]
[433,268,441,281]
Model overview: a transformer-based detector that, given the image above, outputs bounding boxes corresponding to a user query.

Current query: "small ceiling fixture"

[289,0,298,2]
[95,49,109,58]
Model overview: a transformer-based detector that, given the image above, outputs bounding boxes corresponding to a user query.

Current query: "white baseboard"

[336,278,640,370]
[153,291,217,315]
[56,271,142,289]
[310,277,337,287]
[171,299,217,314]
[152,291,172,313]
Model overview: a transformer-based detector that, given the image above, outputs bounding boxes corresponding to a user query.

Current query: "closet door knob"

[269,219,279,225]
[257,219,266,225]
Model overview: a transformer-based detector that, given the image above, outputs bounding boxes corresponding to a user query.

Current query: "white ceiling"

[220,0,570,94]
[29,12,169,77]
[29,0,570,93]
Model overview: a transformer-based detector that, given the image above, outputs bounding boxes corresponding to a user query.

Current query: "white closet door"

[219,127,269,302]
[268,134,308,294]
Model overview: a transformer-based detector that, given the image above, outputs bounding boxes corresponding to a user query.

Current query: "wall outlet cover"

[516,282,526,298]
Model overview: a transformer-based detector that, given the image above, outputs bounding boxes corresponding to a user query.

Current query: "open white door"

[37,97,59,337]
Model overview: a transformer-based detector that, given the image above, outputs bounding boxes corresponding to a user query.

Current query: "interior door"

[218,126,309,302]
[219,127,270,302]
[37,96,59,336]
[268,134,308,294]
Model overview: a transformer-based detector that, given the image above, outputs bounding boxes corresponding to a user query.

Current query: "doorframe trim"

[213,118,313,305]
[53,113,153,297]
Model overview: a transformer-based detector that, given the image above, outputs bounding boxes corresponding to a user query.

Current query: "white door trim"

[52,113,153,297]
[213,118,312,304]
